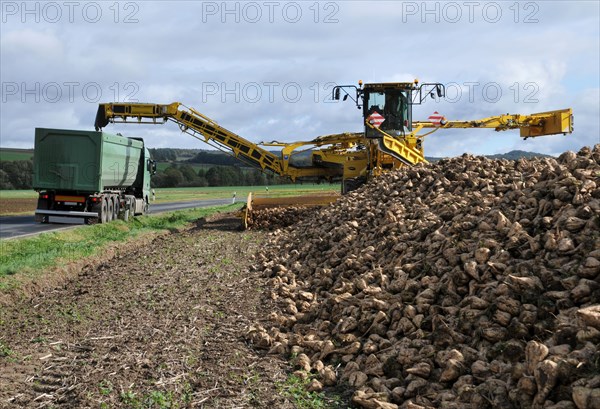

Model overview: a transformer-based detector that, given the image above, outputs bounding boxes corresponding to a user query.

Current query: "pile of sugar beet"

[247,206,314,230]
[246,145,600,409]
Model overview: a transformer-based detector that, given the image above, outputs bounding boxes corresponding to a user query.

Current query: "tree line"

[0,159,287,190]
[150,148,279,167]
[0,160,32,189]
[149,148,230,164]
[151,164,289,188]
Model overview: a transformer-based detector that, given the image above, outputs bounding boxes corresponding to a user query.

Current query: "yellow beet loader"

[94,79,573,228]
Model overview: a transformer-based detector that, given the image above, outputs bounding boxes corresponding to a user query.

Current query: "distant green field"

[0,190,37,199]
[0,184,340,204]
[154,183,340,203]
[0,148,33,162]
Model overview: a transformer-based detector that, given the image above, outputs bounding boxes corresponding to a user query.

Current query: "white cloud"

[0,28,64,60]
[0,1,598,159]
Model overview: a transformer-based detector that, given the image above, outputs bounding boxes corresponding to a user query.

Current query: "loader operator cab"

[333,80,445,139]
[363,85,412,138]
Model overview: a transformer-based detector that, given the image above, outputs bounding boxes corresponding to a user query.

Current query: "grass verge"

[0,204,241,292]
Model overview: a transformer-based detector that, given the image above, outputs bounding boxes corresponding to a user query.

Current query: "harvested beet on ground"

[246,206,316,230]
[251,145,600,409]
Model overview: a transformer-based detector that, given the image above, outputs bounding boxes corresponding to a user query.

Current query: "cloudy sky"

[1,0,598,157]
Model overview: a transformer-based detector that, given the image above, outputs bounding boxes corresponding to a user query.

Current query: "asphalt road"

[0,199,236,240]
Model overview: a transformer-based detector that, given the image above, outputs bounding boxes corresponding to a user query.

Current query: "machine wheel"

[342,177,366,194]
[100,197,108,224]
[107,198,114,222]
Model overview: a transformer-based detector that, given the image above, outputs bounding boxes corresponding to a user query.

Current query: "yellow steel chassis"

[96,102,572,185]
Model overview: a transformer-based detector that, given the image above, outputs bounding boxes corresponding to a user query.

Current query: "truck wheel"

[113,198,120,220]
[100,198,108,224]
[129,197,137,217]
[107,199,114,222]
[90,203,101,224]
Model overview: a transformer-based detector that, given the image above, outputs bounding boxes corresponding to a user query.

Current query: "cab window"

[381,91,410,131]
[366,92,385,113]
[365,90,411,133]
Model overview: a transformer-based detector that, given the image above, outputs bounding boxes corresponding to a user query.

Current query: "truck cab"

[142,147,155,212]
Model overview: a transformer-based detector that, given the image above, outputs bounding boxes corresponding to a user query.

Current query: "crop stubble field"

[0,215,303,408]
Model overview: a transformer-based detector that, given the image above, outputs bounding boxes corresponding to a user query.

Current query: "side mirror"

[436,84,444,98]
[334,88,341,100]
[148,160,157,175]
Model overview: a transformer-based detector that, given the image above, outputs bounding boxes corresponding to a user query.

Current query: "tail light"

[40,193,49,199]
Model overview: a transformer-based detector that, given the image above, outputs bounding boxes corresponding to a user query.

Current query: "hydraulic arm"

[94,102,340,181]
[413,108,573,138]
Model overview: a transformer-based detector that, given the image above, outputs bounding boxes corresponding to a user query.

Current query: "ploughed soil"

[0,215,295,408]
[0,199,36,215]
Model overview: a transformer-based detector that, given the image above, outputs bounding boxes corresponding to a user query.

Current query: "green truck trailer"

[33,128,156,224]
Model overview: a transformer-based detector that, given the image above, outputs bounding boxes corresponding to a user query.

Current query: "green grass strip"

[0,204,241,291]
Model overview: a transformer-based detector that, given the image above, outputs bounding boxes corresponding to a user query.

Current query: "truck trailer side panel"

[33,128,144,193]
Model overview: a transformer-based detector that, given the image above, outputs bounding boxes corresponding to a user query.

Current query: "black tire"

[90,202,101,224]
[37,197,50,223]
[127,198,137,216]
[100,198,108,224]
[342,177,366,194]
[113,197,120,220]
[107,199,114,222]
